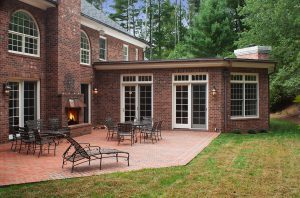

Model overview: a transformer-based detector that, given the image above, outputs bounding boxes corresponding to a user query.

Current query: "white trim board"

[81,16,148,49]
[19,0,55,10]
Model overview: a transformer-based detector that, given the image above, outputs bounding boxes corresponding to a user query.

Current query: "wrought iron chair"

[9,126,21,151]
[156,121,163,140]
[48,118,70,142]
[62,135,129,172]
[18,127,35,154]
[32,129,57,157]
[105,118,118,140]
[141,117,152,130]
[117,123,134,146]
[141,122,159,144]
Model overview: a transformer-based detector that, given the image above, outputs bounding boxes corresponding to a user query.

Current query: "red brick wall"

[93,68,269,132]
[104,35,144,61]
[0,0,47,142]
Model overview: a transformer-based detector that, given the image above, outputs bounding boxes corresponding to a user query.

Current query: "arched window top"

[9,10,39,37]
[8,10,39,56]
[80,30,91,65]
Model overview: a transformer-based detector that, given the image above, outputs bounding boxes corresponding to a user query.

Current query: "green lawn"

[1,119,299,197]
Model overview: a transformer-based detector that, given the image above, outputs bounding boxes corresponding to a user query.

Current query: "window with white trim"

[123,44,129,61]
[230,74,258,118]
[80,31,90,65]
[135,48,139,60]
[8,10,39,56]
[99,37,106,60]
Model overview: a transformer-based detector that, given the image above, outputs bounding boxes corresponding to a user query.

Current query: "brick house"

[0,0,275,143]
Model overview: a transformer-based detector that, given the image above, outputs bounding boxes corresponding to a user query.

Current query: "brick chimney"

[234,46,271,59]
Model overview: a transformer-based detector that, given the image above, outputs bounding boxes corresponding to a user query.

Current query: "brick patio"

[0,130,219,186]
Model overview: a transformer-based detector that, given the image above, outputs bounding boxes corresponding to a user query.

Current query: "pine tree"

[169,0,237,58]
[86,0,106,10]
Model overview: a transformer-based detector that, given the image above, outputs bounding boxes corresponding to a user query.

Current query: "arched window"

[8,10,39,56]
[80,31,90,65]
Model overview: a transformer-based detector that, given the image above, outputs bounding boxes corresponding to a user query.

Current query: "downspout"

[223,60,232,132]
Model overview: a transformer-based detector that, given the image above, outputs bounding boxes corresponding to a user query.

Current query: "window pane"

[9,82,20,128]
[231,83,243,116]
[99,38,106,60]
[245,83,257,116]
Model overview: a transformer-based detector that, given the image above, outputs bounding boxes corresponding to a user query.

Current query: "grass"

[1,119,299,197]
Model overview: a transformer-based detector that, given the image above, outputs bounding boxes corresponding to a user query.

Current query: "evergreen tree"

[86,0,106,10]
[188,0,201,25]
[238,0,300,110]
[169,0,236,58]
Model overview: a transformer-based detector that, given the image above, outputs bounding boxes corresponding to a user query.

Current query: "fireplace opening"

[67,108,79,125]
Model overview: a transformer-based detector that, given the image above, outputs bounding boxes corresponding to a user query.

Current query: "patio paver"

[0,129,219,186]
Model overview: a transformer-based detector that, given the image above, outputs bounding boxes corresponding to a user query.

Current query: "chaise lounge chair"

[62,135,130,172]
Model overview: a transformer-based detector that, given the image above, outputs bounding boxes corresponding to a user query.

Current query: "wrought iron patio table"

[123,121,145,143]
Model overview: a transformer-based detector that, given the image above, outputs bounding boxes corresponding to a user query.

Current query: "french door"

[121,84,152,122]
[8,81,39,128]
[173,83,207,129]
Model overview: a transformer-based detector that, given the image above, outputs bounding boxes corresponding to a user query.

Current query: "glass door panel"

[139,85,152,120]
[192,84,206,129]
[175,85,189,127]
[81,84,89,123]
[124,86,136,122]
[24,82,36,123]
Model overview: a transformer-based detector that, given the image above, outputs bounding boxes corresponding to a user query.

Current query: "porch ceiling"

[93,58,276,73]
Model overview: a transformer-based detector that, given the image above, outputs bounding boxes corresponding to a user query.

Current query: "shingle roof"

[81,0,148,44]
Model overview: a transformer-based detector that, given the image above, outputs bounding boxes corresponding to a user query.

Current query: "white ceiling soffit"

[81,16,148,49]
[19,0,55,10]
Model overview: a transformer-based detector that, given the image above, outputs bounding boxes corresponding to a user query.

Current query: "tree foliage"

[238,0,300,110]
[169,0,237,59]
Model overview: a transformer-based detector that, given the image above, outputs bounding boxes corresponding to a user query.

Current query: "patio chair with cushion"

[141,122,159,144]
[117,123,134,146]
[105,118,118,140]
[62,135,130,172]
[33,129,57,157]
[141,117,153,130]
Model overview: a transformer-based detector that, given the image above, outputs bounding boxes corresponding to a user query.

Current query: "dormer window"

[8,10,39,56]
[123,44,129,61]
[80,31,90,65]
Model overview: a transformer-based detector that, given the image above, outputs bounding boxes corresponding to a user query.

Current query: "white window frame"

[80,30,91,65]
[99,36,107,61]
[172,73,209,130]
[123,44,129,61]
[135,48,139,61]
[230,73,259,119]
[8,10,40,57]
[8,80,40,128]
[120,74,153,123]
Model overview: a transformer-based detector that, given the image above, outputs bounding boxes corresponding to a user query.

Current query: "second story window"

[99,37,107,60]
[123,44,129,61]
[80,31,90,65]
[135,48,139,61]
[8,10,39,56]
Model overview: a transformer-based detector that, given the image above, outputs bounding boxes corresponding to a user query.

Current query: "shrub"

[247,129,256,134]
[259,129,268,133]
[232,129,241,134]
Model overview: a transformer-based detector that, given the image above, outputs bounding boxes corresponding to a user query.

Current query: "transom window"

[174,74,207,82]
[8,10,39,56]
[99,37,107,60]
[122,75,153,83]
[230,74,258,118]
[80,31,90,65]
[123,44,129,61]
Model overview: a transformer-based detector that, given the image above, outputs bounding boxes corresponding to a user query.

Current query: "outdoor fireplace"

[65,98,85,126]
[67,108,79,125]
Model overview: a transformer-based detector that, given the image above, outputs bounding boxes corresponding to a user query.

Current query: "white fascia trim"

[234,46,272,56]
[19,0,55,10]
[81,16,149,49]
